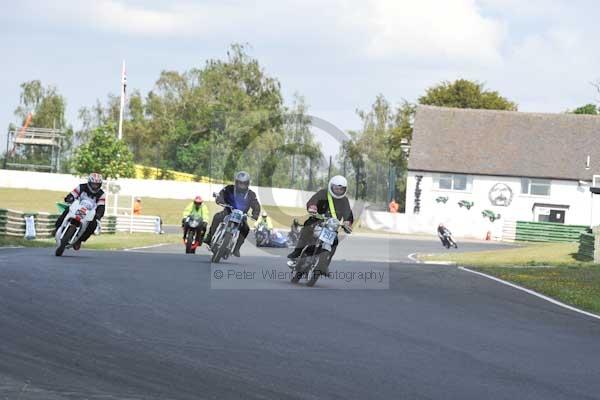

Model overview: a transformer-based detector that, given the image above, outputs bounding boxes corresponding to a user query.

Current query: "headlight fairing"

[326,218,340,231]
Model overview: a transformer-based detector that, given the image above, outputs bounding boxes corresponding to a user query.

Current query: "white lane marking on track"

[407,253,420,263]
[459,266,600,322]
[123,243,171,252]
[0,246,24,250]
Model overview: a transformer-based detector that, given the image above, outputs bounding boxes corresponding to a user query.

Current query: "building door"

[549,209,566,224]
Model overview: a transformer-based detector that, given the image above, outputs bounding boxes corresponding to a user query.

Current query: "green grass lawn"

[0,188,306,228]
[472,265,600,314]
[422,242,583,266]
[423,242,600,315]
[0,233,181,251]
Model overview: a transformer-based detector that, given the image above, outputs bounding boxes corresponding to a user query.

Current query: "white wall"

[0,169,314,209]
[399,170,599,238]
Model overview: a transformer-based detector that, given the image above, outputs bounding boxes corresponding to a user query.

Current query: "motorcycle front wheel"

[212,232,232,263]
[55,224,77,257]
[306,252,329,287]
[185,230,195,254]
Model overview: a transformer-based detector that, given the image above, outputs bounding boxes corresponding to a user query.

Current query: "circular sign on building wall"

[489,183,513,207]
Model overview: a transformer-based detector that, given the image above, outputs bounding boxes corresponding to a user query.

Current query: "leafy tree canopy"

[73,125,135,179]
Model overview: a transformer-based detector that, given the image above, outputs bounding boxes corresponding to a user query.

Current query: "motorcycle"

[210,202,254,263]
[184,215,205,254]
[440,231,458,249]
[54,199,97,256]
[254,224,271,247]
[288,213,351,287]
[287,225,301,247]
[255,226,289,248]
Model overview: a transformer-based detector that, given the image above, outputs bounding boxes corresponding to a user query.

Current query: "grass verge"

[469,265,600,315]
[0,233,180,251]
[0,188,306,227]
[422,242,583,266]
[422,242,600,315]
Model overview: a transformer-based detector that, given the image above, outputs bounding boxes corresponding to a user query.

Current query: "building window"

[521,178,551,196]
[436,174,469,191]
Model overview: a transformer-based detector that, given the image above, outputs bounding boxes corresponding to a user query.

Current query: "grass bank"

[0,188,305,227]
[0,233,180,251]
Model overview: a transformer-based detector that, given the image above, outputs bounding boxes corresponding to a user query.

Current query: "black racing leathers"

[206,185,261,252]
[291,189,353,255]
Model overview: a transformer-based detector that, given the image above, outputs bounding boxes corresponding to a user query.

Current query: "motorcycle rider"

[255,211,273,232]
[181,195,210,243]
[287,175,353,261]
[254,211,274,245]
[288,218,302,243]
[204,171,261,257]
[54,173,105,250]
[437,223,452,247]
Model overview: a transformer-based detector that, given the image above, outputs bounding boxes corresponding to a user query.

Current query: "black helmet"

[234,171,250,193]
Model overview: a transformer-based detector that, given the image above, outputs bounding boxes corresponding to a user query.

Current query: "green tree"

[15,80,67,129]
[572,104,598,115]
[77,43,320,188]
[339,96,414,204]
[419,79,517,111]
[73,125,135,179]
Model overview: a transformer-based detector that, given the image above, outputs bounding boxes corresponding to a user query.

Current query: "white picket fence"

[115,215,162,234]
[501,220,517,242]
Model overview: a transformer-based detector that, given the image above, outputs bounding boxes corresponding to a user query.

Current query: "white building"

[362,106,600,239]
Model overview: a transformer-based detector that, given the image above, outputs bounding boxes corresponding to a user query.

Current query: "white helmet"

[328,175,348,199]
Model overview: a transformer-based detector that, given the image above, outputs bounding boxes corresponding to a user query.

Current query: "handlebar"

[310,212,352,234]
[216,203,257,221]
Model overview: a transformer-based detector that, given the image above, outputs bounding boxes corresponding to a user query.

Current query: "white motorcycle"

[55,199,97,256]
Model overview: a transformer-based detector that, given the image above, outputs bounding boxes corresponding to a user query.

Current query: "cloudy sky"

[1,0,600,140]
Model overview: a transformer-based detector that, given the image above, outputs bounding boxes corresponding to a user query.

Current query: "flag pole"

[114,60,126,216]
[118,60,126,140]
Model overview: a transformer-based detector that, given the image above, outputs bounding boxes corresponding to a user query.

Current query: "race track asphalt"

[0,236,599,400]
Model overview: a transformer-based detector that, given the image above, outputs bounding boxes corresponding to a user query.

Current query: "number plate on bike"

[319,228,336,245]
[230,210,243,223]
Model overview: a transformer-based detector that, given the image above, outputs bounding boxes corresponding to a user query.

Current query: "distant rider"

[181,196,209,243]
[54,173,105,250]
[204,171,261,257]
[437,223,451,245]
[287,175,353,261]
[255,211,273,232]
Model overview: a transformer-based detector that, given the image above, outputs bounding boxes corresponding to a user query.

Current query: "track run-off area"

[1,235,599,399]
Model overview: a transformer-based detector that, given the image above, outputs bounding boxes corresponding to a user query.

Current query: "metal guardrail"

[514,221,589,243]
[0,208,117,239]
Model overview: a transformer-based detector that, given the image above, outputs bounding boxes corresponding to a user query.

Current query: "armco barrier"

[578,232,595,261]
[515,221,589,243]
[0,208,117,239]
